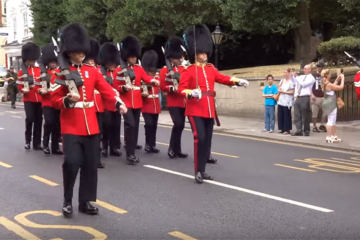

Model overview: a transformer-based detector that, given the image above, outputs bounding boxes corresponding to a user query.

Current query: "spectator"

[262,74,278,133]
[277,68,295,135]
[311,62,327,133]
[321,69,344,143]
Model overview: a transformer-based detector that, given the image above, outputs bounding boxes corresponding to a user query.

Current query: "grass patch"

[220,63,359,78]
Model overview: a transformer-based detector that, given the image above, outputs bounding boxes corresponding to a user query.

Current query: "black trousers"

[102,110,121,150]
[96,112,103,163]
[62,134,100,203]
[188,116,214,173]
[43,106,61,151]
[277,105,292,132]
[123,108,141,156]
[142,113,159,146]
[24,102,43,147]
[168,107,185,153]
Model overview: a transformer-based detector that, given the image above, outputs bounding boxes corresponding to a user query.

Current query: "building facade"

[0,0,9,68]
[1,0,33,71]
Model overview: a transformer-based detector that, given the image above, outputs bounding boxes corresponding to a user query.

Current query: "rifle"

[52,37,82,99]
[344,51,360,68]
[37,56,50,94]
[116,43,135,89]
[16,62,39,92]
[100,66,113,85]
[161,46,180,91]
[137,59,149,97]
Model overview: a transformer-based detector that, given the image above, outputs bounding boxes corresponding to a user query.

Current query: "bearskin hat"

[22,42,40,62]
[183,24,213,63]
[100,42,120,66]
[120,36,141,61]
[84,38,100,64]
[59,23,90,57]
[141,50,158,73]
[165,37,184,59]
[40,43,57,66]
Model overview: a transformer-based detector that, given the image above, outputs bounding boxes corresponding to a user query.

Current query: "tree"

[29,0,67,46]
[105,0,221,45]
[65,0,111,43]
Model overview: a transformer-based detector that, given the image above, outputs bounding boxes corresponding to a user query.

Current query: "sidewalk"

[5,100,360,152]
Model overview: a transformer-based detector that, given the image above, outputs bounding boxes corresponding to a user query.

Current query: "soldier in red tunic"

[17,42,43,150]
[179,25,249,183]
[38,43,62,155]
[141,50,161,153]
[99,42,123,158]
[51,23,127,217]
[159,37,188,159]
[116,36,160,164]
[83,38,106,168]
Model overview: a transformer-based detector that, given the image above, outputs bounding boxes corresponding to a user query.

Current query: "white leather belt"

[132,87,141,90]
[148,95,158,98]
[74,101,94,108]
[94,90,100,94]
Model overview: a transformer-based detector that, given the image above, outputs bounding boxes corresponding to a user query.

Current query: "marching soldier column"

[160,37,188,159]
[50,23,127,217]
[179,25,249,183]
[141,50,161,153]
[116,36,160,164]
[17,42,44,150]
[39,43,62,155]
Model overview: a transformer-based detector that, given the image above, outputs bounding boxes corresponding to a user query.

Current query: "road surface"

[0,103,359,239]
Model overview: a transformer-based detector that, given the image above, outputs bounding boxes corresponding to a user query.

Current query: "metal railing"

[337,81,360,121]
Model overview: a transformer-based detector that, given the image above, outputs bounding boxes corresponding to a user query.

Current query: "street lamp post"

[211,23,224,69]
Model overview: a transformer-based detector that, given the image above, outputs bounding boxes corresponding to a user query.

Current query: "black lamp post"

[211,23,224,69]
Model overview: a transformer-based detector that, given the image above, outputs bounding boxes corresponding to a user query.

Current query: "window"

[23,13,28,37]
[13,17,16,39]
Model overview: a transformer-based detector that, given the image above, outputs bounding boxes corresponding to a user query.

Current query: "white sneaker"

[269,130,274,133]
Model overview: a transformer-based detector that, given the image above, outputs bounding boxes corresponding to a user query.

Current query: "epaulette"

[206,63,213,67]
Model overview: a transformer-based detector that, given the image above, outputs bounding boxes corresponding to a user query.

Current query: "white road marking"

[12,116,22,118]
[0,128,3,130]
[143,165,334,213]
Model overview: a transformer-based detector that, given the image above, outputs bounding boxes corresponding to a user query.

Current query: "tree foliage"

[65,0,110,43]
[29,0,67,46]
[105,0,221,45]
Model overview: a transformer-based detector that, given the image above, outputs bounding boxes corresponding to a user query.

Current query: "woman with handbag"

[277,68,295,135]
[321,69,345,143]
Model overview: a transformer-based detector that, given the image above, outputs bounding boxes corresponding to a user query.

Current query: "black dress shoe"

[304,132,310,136]
[78,202,99,215]
[98,161,105,169]
[62,201,73,218]
[150,146,160,153]
[294,131,303,136]
[195,172,203,184]
[110,149,122,157]
[43,147,50,155]
[127,155,139,165]
[52,149,63,155]
[33,145,43,151]
[201,172,214,180]
[177,152,188,158]
[145,145,160,153]
[135,145,142,150]
[168,148,176,159]
[207,156,217,164]
[24,143,30,150]
[11,105,16,109]
[101,149,108,157]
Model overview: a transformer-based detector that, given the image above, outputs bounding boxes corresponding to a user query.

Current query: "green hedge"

[318,37,360,64]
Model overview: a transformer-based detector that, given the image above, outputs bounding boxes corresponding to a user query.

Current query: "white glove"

[238,79,249,87]
[191,89,202,99]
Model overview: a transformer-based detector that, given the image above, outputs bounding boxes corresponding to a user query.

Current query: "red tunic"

[51,64,120,136]
[160,66,186,108]
[41,68,59,107]
[114,64,155,109]
[141,76,161,114]
[94,66,104,112]
[17,67,42,103]
[178,63,235,118]
[354,72,360,100]
[102,68,120,112]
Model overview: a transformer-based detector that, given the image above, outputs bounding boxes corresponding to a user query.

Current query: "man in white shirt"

[291,64,315,136]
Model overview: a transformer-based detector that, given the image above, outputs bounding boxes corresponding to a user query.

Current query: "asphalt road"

[1,103,360,239]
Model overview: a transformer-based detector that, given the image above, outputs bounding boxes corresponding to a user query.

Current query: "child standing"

[262,74,278,132]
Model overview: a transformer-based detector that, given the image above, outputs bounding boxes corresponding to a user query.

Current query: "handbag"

[337,97,345,109]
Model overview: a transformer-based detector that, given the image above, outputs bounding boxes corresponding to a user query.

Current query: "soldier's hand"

[123,85,131,91]
[151,79,160,86]
[119,105,127,114]
[22,89,29,94]
[39,88,47,94]
[67,93,80,102]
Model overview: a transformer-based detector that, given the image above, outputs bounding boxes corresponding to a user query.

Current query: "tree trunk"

[323,22,336,41]
[293,29,301,62]
[298,2,312,69]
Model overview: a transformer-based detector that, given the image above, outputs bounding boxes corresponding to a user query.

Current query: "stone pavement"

[4,99,360,152]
